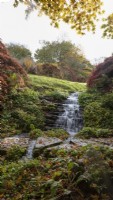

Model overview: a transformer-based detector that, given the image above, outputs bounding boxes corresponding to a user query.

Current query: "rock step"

[33,137,63,157]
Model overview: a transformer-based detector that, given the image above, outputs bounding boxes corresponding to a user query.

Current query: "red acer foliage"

[87,56,113,92]
[0,40,27,102]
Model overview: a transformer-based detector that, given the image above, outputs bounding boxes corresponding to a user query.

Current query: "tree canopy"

[34,40,93,82]
[13,0,113,38]
[6,43,34,72]
[7,43,32,60]
[34,40,90,68]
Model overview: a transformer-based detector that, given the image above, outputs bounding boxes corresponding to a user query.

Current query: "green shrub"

[6,145,26,161]
[10,88,39,106]
[96,128,113,137]
[84,102,113,128]
[101,92,113,110]
[10,88,45,132]
[78,92,100,108]
[77,127,96,138]
[11,109,36,131]
[29,129,44,139]
[77,127,113,138]
[1,112,20,138]
[45,129,69,140]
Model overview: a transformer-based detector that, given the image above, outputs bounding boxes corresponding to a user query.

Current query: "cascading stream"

[26,140,36,159]
[56,92,83,136]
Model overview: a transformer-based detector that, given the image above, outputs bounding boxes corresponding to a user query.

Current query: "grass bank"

[29,75,86,98]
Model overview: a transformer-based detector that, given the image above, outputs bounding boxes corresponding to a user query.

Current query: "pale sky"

[0,0,113,64]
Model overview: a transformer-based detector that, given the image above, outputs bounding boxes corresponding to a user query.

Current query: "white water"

[56,92,83,136]
[26,140,36,159]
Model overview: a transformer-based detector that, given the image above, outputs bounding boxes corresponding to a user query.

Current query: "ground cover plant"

[1,145,113,200]
[1,74,86,138]
[78,89,113,138]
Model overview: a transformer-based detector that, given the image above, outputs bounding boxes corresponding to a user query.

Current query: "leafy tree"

[7,43,34,72]
[7,43,32,60]
[35,40,91,69]
[34,40,92,81]
[22,57,35,72]
[13,0,113,38]
[101,13,113,39]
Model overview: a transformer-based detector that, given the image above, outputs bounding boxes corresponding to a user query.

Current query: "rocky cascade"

[55,93,83,136]
[43,100,65,130]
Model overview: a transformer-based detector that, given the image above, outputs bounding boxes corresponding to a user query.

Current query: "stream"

[28,92,83,158]
[24,92,83,159]
[25,140,36,159]
[1,92,112,160]
[56,92,83,136]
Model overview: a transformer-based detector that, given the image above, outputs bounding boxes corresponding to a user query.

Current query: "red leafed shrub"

[87,56,113,92]
[0,40,27,102]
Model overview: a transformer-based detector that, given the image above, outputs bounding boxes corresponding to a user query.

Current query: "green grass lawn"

[29,75,86,98]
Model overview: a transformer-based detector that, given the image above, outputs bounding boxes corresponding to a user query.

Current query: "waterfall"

[56,92,83,136]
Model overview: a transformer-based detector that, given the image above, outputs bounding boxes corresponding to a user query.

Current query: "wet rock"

[35,137,62,148]
[47,142,79,150]
[33,137,62,157]
[41,97,65,130]
[70,138,89,146]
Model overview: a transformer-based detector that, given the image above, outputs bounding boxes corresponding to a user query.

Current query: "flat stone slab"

[0,137,29,149]
[70,138,89,146]
[47,142,79,150]
[70,137,113,148]
[35,137,62,149]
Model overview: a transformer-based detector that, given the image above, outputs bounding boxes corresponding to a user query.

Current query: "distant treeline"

[6,40,94,82]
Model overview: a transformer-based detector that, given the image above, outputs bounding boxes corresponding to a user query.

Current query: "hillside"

[29,74,86,97]
[1,74,86,138]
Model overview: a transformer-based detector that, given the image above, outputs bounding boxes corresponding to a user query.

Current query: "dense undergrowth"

[1,145,113,200]
[77,56,113,138]
[77,91,113,138]
[1,74,86,138]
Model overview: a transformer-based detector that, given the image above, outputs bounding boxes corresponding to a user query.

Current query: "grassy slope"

[29,75,86,97]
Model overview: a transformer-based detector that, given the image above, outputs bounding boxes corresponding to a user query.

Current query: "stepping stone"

[35,137,62,148]
[33,137,62,157]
